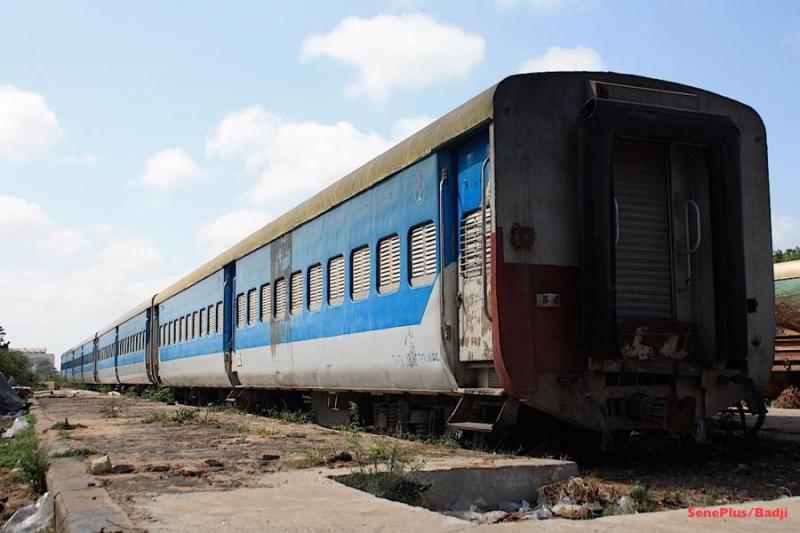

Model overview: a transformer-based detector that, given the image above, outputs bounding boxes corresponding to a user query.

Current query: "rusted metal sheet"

[618,320,694,361]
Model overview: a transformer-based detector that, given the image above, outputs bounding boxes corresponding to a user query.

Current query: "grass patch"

[265,405,313,424]
[51,448,97,458]
[0,414,49,494]
[49,418,86,431]
[124,388,140,398]
[147,387,176,403]
[173,407,198,424]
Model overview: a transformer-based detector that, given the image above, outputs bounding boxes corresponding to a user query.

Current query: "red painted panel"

[491,227,580,398]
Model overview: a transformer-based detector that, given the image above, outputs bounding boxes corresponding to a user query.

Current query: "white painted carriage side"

[117,362,150,385]
[235,281,457,392]
[158,352,232,388]
[97,367,117,385]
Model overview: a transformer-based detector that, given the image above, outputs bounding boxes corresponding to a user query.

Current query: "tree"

[0,326,36,385]
[774,247,800,264]
[0,325,8,351]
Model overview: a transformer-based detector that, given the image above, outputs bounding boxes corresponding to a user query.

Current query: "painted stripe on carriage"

[158,279,436,362]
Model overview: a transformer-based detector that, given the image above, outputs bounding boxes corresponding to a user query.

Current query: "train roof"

[775,260,800,281]
[97,298,153,337]
[154,84,497,303]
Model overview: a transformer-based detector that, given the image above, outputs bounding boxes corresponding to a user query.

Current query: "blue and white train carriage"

[64,73,774,442]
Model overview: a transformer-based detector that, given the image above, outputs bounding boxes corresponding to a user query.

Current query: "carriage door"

[457,134,493,363]
[613,138,714,359]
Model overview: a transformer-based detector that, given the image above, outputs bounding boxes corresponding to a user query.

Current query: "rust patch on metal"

[618,320,694,360]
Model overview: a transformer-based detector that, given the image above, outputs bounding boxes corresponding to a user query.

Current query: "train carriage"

[65,72,773,444]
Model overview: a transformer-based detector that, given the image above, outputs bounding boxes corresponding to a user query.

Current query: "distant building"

[11,347,56,375]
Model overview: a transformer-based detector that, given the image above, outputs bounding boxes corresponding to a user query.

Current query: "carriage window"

[275,278,287,318]
[216,302,223,333]
[179,317,185,342]
[260,284,271,322]
[248,288,257,325]
[328,256,345,307]
[290,271,303,315]
[200,308,206,337]
[185,314,191,340]
[171,321,176,344]
[410,221,437,286]
[208,305,215,335]
[459,210,491,279]
[193,311,199,338]
[378,234,400,294]
[351,246,371,301]
[236,293,245,329]
[308,264,322,311]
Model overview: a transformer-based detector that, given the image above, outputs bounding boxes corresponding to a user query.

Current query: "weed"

[141,411,171,425]
[147,387,177,403]
[335,403,426,505]
[287,448,337,469]
[100,397,122,418]
[423,435,459,449]
[0,414,49,493]
[49,418,86,431]
[51,448,97,458]
[98,385,112,394]
[124,389,140,398]
[265,404,313,424]
[173,408,198,424]
[630,482,655,511]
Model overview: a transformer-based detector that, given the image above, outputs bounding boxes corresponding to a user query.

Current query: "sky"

[1,0,799,357]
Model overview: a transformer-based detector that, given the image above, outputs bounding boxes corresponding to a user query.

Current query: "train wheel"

[737,401,766,440]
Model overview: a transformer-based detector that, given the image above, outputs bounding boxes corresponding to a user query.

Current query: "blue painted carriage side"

[158,269,225,363]
[456,132,491,237]
[117,310,148,367]
[232,153,442,353]
[80,339,95,381]
[97,329,117,372]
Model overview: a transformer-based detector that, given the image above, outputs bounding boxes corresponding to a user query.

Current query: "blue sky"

[1,0,799,354]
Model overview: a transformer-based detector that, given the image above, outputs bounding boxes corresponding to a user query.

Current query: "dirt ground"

[35,391,485,525]
[34,391,800,526]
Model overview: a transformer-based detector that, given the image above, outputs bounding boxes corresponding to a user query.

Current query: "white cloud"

[301,13,485,101]
[0,195,56,240]
[0,85,64,163]
[518,45,605,73]
[391,115,435,140]
[134,148,202,191]
[0,195,86,255]
[0,236,171,354]
[55,152,99,167]
[207,106,394,209]
[198,209,272,255]
[496,0,587,12]
[42,228,87,255]
[773,214,800,250]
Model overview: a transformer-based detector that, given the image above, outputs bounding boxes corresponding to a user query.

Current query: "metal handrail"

[438,168,449,340]
[480,157,492,321]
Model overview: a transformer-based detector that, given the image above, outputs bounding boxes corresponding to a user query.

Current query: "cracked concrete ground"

[35,391,800,532]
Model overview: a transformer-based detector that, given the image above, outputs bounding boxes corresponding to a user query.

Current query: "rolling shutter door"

[614,139,674,323]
